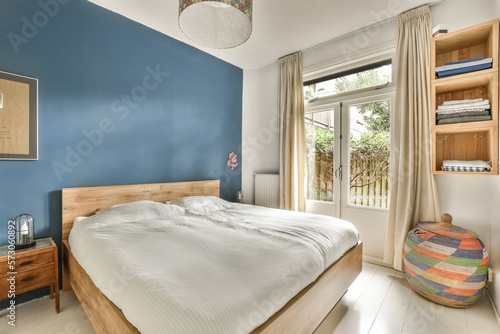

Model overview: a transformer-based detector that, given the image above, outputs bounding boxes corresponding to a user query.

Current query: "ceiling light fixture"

[178,0,253,49]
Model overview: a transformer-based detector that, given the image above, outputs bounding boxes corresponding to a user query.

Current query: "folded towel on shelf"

[442,98,484,106]
[436,110,490,120]
[436,107,490,115]
[437,64,492,78]
[435,58,493,78]
[441,166,489,172]
[442,160,492,169]
[437,115,492,124]
[436,57,492,71]
[444,57,486,66]
[436,100,490,112]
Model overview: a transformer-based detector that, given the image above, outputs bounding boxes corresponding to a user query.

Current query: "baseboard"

[486,288,500,328]
[363,255,395,269]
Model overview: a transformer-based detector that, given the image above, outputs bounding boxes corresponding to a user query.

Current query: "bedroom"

[0,0,499,333]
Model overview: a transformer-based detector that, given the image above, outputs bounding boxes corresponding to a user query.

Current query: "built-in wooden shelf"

[431,19,499,175]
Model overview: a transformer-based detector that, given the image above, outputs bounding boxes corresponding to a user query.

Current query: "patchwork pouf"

[403,213,488,308]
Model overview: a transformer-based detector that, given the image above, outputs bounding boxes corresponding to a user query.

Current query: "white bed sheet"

[69,200,359,334]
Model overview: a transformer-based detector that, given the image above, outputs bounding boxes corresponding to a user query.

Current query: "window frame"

[304,42,396,109]
[303,43,396,210]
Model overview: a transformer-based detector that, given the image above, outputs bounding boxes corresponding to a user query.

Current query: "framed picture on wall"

[0,71,38,160]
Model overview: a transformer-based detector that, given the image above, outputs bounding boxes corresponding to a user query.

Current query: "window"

[304,60,392,102]
[306,110,335,202]
[304,57,393,210]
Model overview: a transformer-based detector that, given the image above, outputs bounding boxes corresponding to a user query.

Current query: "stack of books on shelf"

[436,98,491,125]
[435,57,493,78]
[441,160,492,172]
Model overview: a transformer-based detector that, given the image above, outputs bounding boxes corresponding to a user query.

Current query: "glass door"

[341,95,392,211]
[305,103,341,217]
[304,55,395,260]
[340,93,393,259]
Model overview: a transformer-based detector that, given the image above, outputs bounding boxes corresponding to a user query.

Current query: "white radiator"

[254,173,279,208]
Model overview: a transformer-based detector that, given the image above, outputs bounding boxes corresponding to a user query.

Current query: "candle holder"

[14,213,36,249]
[236,189,243,203]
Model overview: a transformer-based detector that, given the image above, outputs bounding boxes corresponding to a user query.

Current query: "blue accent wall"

[0,0,242,305]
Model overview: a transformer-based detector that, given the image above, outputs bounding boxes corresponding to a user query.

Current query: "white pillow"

[167,196,231,214]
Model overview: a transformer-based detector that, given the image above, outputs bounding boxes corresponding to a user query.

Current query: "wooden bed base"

[61,180,362,334]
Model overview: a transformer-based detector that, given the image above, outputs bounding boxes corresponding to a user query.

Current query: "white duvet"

[69,198,359,334]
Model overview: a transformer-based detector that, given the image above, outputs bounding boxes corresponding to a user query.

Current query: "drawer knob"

[20,260,34,266]
[21,276,35,282]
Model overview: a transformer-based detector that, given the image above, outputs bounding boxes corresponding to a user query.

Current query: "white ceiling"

[88,0,432,70]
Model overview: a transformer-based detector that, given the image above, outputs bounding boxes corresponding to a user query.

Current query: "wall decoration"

[227,152,238,170]
[0,71,38,160]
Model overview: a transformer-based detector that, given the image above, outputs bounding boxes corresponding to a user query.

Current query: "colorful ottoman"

[403,213,488,308]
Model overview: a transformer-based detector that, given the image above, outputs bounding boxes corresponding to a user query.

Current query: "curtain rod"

[301,0,447,54]
[278,51,301,60]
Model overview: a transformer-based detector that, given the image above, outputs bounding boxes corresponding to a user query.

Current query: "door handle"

[335,166,343,181]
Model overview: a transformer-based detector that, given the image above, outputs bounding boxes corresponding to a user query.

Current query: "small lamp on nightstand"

[14,213,36,249]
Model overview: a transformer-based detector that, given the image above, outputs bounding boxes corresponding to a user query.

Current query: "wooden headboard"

[61,180,220,242]
[61,180,219,294]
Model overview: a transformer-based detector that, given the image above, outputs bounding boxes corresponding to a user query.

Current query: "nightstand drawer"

[0,237,59,313]
[0,263,56,297]
[0,249,54,274]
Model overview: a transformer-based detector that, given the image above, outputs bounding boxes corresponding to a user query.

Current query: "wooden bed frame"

[61,180,362,334]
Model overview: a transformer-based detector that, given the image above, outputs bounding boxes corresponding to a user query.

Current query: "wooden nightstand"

[0,237,60,313]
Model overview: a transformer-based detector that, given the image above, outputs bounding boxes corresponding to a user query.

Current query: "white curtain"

[384,5,441,271]
[278,52,306,212]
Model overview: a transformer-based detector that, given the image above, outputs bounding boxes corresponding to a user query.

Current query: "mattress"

[68,197,359,334]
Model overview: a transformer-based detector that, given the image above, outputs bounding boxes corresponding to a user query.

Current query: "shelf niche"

[431,19,499,175]
[432,19,498,78]
[434,129,497,175]
[432,71,498,126]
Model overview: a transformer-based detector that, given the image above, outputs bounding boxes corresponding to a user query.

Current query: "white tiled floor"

[1,262,498,334]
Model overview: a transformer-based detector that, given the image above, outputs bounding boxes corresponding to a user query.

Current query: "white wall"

[431,0,499,315]
[490,172,500,317]
[302,19,397,68]
[431,0,498,33]
[490,0,500,314]
[241,64,280,204]
[242,2,500,310]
